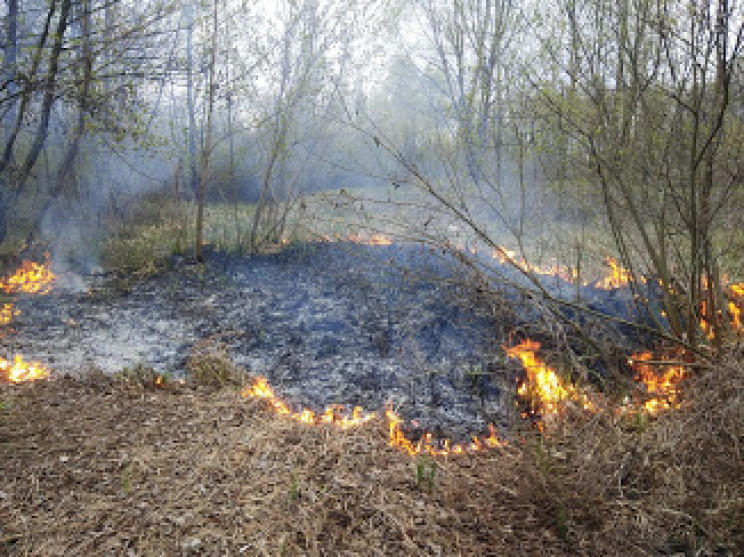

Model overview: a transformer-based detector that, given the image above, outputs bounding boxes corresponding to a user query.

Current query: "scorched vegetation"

[1,0,743,555]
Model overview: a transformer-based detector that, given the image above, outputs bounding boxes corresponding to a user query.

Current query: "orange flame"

[242,376,376,429]
[490,248,632,289]
[699,290,744,339]
[0,354,49,383]
[491,247,576,284]
[1,255,55,295]
[242,376,504,456]
[0,303,19,326]
[594,257,632,289]
[386,408,504,457]
[366,234,393,246]
[628,352,687,413]
[504,339,593,417]
[322,233,394,246]
[730,301,741,330]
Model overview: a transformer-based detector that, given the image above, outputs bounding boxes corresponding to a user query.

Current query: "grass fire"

[1,0,742,552]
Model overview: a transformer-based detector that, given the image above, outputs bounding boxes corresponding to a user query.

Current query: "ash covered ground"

[3,243,516,437]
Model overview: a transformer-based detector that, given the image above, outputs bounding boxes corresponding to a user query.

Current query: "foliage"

[115,362,162,387]
[415,455,437,494]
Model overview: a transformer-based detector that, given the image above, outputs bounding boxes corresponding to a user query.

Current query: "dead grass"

[519,352,744,555]
[0,375,568,556]
[186,331,249,387]
[1,355,742,555]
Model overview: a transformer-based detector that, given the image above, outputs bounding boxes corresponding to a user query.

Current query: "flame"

[0,354,49,383]
[594,257,632,289]
[505,340,689,418]
[504,339,593,417]
[366,234,393,246]
[490,248,632,289]
[242,376,504,456]
[628,352,687,413]
[386,408,504,457]
[242,376,376,429]
[730,301,741,330]
[491,247,576,284]
[727,283,744,334]
[0,259,53,383]
[326,233,394,246]
[699,290,744,339]
[1,255,55,295]
[0,303,19,326]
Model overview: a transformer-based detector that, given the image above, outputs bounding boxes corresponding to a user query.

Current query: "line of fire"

[3,237,740,457]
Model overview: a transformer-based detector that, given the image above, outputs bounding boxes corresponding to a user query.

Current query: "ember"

[0,303,19,326]
[1,255,55,295]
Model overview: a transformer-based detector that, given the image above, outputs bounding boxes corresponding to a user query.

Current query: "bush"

[520,354,744,554]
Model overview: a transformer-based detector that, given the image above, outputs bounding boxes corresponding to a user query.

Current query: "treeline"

[1,0,742,348]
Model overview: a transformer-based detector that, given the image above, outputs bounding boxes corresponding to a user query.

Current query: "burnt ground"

[3,243,515,440]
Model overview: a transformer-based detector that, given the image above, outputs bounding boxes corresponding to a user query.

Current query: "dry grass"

[519,352,744,555]
[185,332,249,387]
[1,355,742,555]
[0,375,568,556]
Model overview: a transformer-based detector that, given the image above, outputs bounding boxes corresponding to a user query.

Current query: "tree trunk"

[185,3,198,202]
[24,0,91,251]
[195,0,218,262]
[13,0,72,200]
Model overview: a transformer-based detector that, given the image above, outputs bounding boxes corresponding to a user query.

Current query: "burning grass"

[0,254,55,295]
[518,353,744,554]
[0,353,740,554]
[0,375,567,555]
[0,354,49,383]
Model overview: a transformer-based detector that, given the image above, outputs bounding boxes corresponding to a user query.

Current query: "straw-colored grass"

[518,352,744,555]
[1,354,742,554]
[0,375,568,555]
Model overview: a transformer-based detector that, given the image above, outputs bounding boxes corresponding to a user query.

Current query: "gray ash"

[3,243,515,439]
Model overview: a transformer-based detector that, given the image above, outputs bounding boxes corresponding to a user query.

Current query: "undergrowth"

[101,195,192,274]
[99,194,303,273]
[519,353,744,554]
[185,333,247,387]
